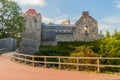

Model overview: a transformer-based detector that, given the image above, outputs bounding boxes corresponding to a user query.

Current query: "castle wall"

[41,41,57,46]
[22,10,102,46]
[56,34,74,42]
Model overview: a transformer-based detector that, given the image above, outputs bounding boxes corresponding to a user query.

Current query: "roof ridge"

[25,9,37,15]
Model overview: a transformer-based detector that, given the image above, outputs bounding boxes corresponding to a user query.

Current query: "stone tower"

[61,19,70,25]
[74,12,98,41]
[22,9,42,44]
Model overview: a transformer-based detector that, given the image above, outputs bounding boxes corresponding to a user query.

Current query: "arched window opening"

[84,26,88,30]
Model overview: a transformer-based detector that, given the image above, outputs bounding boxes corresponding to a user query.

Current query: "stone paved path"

[0,52,120,80]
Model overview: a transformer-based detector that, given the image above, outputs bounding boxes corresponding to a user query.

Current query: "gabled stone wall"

[74,12,98,41]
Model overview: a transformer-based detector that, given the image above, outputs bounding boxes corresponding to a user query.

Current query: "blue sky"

[14,0,120,35]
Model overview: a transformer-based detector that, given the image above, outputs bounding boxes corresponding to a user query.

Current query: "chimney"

[82,11,89,17]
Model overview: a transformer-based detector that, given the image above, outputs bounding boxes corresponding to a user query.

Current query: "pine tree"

[106,30,111,38]
[100,30,103,35]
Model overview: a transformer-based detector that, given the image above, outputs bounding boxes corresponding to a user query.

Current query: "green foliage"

[100,30,103,35]
[39,46,58,56]
[39,45,69,56]
[0,0,25,39]
[38,29,120,72]
[112,29,120,40]
[0,28,8,38]
[70,46,97,57]
[98,38,120,57]
[38,38,120,72]
[48,22,54,25]
[106,30,111,38]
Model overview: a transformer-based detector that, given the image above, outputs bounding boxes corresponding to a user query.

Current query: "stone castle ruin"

[0,9,104,55]
[22,9,103,46]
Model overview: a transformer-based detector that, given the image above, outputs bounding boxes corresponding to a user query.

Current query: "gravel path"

[0,53,120,80]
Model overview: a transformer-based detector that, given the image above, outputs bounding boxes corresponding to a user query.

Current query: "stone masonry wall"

[0,38,16,53]
[74,12,98,41]
[22,13,42,44]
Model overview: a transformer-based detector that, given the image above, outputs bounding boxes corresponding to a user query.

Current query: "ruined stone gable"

[61,19,70,25]
[74,12,98,41]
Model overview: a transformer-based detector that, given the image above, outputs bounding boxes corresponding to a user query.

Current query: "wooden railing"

[12,53,120,73]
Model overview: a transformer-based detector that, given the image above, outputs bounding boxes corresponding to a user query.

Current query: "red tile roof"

[25,9,37,15]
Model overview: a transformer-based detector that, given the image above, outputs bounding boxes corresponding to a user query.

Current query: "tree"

[112,29,117,38]
[48,22,54,25]
[106,30,111,38]
[0,0,25,38]
[111,29,120,40]
[100,30,103,35]
[112,32,120,40]
[114,28,117,35]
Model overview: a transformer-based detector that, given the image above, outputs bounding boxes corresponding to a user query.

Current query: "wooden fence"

[12,53,120,73]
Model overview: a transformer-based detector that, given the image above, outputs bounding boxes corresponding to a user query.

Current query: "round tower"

[22,9,42,44]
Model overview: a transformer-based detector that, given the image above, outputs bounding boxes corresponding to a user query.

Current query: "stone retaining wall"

[0,38,16,54]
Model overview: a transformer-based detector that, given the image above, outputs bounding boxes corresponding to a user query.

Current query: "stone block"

[0,38,16,54]
[20,38,39,55]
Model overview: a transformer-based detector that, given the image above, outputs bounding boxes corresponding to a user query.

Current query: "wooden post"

[58,57,61,69]
[18,54,21,63]
[76,58,79,71]
[97,58,100,73]
[25,56,27,65]
[32,57,35,67]
[44,57,46,67]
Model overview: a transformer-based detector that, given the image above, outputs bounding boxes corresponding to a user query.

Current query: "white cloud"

[100,17,120,24]
[99,16,120,35]
[14,0,46,7]
[70,16,81,24]
[98,24,116,35]
[99,24,113,29]
[116,4,120,8]
[53,15,69,24]
[42,16,53,23]
[115,0,120,8]
[42,15,80,24]
[42,15,69,24]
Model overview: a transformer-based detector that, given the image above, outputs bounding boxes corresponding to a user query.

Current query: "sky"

[13,0,120,35]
